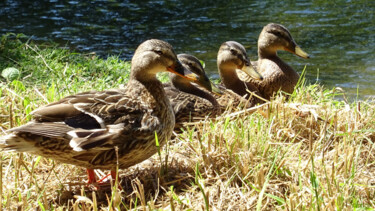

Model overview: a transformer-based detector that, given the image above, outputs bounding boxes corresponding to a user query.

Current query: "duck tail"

[0,133,37,152]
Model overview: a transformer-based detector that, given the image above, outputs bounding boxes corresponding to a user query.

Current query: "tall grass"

[1,34,375,210]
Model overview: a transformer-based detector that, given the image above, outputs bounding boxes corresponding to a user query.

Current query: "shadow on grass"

[55,155,196,208]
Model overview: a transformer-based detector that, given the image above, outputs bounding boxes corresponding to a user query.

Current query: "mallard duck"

[0,39,197,184]
[164,54,220,130]
[165,53,257,133]
[238,23,310,100]
[217,41,264,106]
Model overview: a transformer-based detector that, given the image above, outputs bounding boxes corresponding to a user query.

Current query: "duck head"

[217,41,263,80]
[258,23,310,59]
[173,53,214,93]
[130,39,197,82]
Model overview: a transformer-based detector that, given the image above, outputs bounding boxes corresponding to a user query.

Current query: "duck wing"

[7,82,161,153]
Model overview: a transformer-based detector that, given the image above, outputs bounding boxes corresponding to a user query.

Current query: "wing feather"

[5,81,161,154]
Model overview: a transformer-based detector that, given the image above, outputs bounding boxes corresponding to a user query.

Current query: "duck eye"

[271,30,283,38]
[155,50,163,55]
[230,49,237,55]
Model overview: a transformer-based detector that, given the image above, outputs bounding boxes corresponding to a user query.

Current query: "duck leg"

[96,170,122,190]
[97,170,117,183]
[86,169,97,184]
[87,169,120,190]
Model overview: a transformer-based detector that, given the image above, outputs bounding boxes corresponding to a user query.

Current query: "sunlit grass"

[1,34,375,210]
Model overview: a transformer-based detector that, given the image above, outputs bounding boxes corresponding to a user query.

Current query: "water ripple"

[0,0,374,100]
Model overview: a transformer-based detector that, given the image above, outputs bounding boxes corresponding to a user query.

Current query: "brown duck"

[217,41,264,106]
[238,23,310,100]
[164,53,220,131]
[166,52,260,134]
[0,39,197,183]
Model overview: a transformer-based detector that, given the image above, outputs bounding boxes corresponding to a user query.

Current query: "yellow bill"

[294,46,310,59]
[240,65,263,80]
[185,73,212,92]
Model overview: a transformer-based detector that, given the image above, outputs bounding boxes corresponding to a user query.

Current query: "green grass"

[1,34,375,210]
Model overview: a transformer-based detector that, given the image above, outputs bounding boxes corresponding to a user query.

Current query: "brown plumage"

[0,39,195,177]
[164,54,219,131]
[217,41,264,106]
[164,54,254,134]
[238,23,310,100]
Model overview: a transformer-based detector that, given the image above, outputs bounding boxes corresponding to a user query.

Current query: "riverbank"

[1,35,375,210]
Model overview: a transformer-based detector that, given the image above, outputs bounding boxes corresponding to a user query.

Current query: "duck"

[0,39,199,184]
[166,52,261,133]
[164,53,222,131]
[217,41,264,106]
[238,23,310,100]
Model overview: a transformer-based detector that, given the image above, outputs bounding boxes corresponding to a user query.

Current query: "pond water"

[1,0,374,100]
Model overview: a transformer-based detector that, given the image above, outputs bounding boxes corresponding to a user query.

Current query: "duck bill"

[167,60,192,79]
[285,45,310,59]
[295,46,310,59]
[240,65,263,80]
[211,82,223,96]
[185,73,213,92]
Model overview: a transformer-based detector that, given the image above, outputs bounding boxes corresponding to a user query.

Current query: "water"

[1,0,374,100]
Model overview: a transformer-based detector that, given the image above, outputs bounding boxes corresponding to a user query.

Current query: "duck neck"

[258,46,295,75]
[258,46,278,60]
[132,72,171,109]
[172,77,219,107]
[218,66,248,97]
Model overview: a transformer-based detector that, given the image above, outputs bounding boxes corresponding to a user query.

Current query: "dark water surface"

[1,0,374,100]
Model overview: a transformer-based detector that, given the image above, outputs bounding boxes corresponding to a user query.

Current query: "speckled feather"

[0,39,180,170]
[162,54,223,132]
[164,84,220,131]
[3,79,174,169]
[237,23,309,100]
[238,58,299,100]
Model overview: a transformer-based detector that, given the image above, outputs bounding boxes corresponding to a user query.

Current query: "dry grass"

[2,83,375,210]
[1,35,375,210]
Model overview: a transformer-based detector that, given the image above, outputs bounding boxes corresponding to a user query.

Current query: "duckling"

[217,41,264,106]
[239,23,310,100]
[0,39,198,184]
